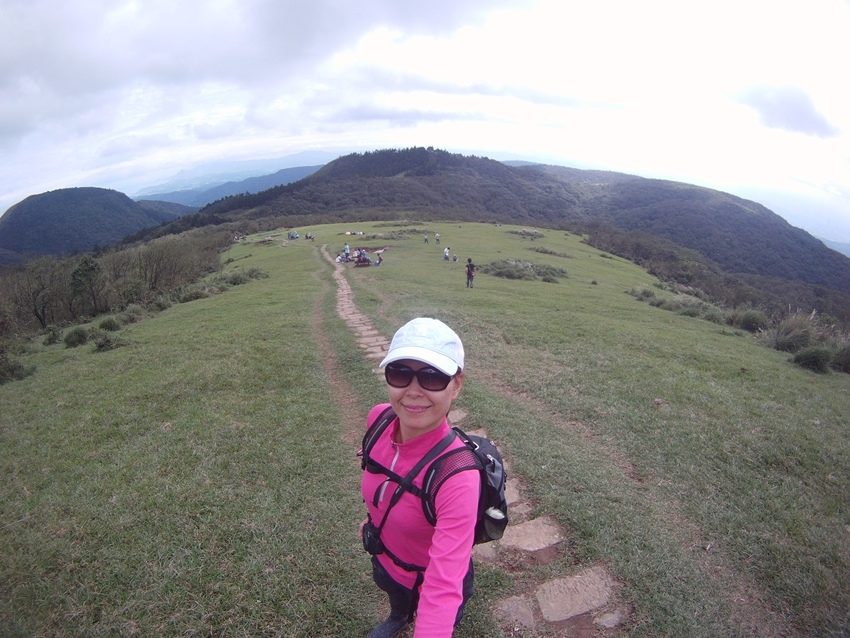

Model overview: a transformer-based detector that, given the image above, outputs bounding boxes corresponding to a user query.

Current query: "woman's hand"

[358,518,369,538]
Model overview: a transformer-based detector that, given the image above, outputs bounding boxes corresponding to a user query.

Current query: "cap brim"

[379,346,459,376]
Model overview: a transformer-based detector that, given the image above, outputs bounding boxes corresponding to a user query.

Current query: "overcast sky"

[2,0,850,241]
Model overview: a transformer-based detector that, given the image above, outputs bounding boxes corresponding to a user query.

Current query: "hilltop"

[195,148,850,294]
[0,188,193,263]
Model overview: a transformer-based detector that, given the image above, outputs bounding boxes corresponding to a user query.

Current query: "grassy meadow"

[1,221,848,637]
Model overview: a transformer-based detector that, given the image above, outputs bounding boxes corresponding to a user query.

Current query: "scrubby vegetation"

[793,346,833,373]
[529,246,571,258]
[629,285,850,373]
[63,327,88,348]
[0,350,34,385]
[508,228,545,240]
[481,259,568,283]
[98,317,121,332]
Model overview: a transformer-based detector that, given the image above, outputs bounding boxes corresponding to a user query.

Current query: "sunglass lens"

[418,368,451,391]
[385,364,414,388]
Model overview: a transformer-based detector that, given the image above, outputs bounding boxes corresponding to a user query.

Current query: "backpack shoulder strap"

[420,427,484,526]
[360,405,396,470]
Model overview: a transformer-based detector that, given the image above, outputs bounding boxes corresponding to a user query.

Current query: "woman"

[359,317,479,638]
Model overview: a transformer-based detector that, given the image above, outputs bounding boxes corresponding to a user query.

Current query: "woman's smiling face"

[387,359,463,443]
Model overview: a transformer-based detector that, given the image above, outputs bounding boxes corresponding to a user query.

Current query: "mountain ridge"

[198,148,850,294]
[135,165,324,207]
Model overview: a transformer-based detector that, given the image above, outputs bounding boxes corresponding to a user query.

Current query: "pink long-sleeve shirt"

[362,403,480,638]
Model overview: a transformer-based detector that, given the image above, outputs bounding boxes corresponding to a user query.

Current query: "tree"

[13,256,62,329]
[71,254,105,315]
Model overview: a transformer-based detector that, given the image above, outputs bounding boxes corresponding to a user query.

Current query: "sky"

[2,0,850,242]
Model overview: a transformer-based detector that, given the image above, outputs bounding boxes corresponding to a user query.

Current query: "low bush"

[831,344,850,374]
[64,327,89,348]
[118,304,145,324]
[0,351,35,385]
[701,307,727,325]
[149,297,172,312]
[481,259,568,282]
[91,330,124,352]
[508,228,545,240]
[179,288,210,303]
[759,312,815,353]
[529,247,571,258]
[677,306,702,318]
[246,267,270,279]
[42,326,63,346]
[628,286,657,301]
[736,309,770,333]
[793,347,832,373]
[98,317,121,332]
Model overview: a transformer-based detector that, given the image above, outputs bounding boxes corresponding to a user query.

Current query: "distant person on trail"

[465,258,476,288]
[443,247,450,260]
[359,318,477,638]
[435,233,440,244]
[424,232,429,244]
[344,243,351,259]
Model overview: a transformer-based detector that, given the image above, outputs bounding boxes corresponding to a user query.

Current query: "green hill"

[0,187,192,262]
[199,148,850,294]
[2,221,847,636]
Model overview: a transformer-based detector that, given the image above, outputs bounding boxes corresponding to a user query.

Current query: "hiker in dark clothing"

[465,258,476,288]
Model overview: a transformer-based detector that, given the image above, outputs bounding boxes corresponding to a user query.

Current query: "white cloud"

[1,0,849,241]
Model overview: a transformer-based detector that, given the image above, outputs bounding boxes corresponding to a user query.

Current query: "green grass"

[2,222,848,637]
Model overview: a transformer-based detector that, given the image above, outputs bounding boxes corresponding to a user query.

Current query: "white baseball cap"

[379,317,464,376]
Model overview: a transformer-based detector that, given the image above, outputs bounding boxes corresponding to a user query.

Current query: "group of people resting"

[337,244,383,266]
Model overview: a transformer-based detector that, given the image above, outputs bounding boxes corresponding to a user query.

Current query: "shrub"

[64,327,89,348]
[43,326,63,346]
[529,247,571,258]
[0,351,35,385]
[118,304,145,324]
[792,347,832,373]
[149,297,172,312]
[179,288,210,303]
[737,309,769,333]
[677,306,702,318]
[246,267,270,279]
[628,286,657,301]
[92,330,123,352]
[701,307,727,325]
[508,229,545,240]
[98,317,121,332]
[831,344,850,374]
[482,259,568,282]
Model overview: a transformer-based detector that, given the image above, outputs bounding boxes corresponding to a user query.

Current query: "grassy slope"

[1,221,848,637]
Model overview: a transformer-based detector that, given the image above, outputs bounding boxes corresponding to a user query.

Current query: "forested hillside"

[0,188,192,263]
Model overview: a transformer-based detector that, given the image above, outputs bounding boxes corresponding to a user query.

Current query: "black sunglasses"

[384,363,455,391]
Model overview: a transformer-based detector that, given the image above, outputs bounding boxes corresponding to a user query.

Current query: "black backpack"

[360,406,509,550]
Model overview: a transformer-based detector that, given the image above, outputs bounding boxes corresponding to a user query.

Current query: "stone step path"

[321,246,626,635]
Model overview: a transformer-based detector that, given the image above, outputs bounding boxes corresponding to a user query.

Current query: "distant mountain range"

[2,147,850,325]
[135,165,324,207]
[192,148,850,295]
